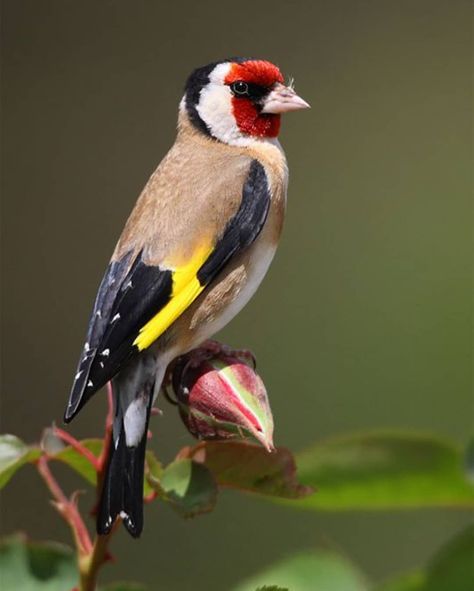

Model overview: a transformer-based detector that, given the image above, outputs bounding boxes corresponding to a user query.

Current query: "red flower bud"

[166,342,274,451]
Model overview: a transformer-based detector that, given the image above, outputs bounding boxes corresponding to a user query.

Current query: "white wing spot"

[101,348,110,357]
[87,380,94,388]
[112,313,121,323]
[74,370,83,381]
[96,310,102,318]
[99,362,104,368]
[84,342,90,352]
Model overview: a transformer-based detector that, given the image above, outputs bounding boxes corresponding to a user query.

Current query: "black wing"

[64,159,270,422]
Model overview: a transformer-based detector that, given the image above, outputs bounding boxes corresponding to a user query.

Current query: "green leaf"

[376,571,425,591]
[0,435,41,489]
[155,458,217,517]
[144,450,163,497]
[292,431,474,510]
[0,534,77,590]
[376,526,474,591]
[52,438,103,485]
[422,525,474,591]
[100,584,147,591]
[464,437,474,484]
[232,549,368,591]
[183,441,312,499]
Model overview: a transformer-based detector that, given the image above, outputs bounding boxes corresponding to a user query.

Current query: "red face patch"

[225,60,284,138]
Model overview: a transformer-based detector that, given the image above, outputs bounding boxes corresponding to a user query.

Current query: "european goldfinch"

[64,58,309,537]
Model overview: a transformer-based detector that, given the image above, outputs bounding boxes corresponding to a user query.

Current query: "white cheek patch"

[197,84,240,143]
[196,63,244,145]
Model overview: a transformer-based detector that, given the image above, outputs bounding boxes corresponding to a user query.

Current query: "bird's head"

[182,58,310,146]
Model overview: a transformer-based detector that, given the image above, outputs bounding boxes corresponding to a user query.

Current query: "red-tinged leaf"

[182,441,312,499]
[294,431,474,511]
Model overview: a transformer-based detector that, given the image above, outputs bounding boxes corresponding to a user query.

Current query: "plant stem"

[37,456,92,556]
[38,381,119,591]
[53,427,100,470]
[78,382,117,591]
[79,526,117,591]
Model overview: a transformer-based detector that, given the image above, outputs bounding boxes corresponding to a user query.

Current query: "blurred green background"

[1,0,472,589]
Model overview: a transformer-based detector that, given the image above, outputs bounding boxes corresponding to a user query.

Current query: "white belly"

[194,240,277,342]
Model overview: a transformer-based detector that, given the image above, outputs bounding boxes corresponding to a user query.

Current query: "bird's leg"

[195,339,257,368]
[228,347,257,369]
[184,339,256,368]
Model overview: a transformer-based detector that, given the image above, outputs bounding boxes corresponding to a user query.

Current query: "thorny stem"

[144,490,158,503]
[37,456,93,557]
[38,382,118,591]
[53,427,100,471]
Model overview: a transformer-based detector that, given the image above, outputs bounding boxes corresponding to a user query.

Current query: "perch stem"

[79,525,117,591]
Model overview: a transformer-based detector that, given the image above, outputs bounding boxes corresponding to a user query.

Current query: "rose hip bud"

[168,342,274,451]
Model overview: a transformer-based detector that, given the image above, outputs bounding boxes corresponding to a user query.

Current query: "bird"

[64,57,309,537]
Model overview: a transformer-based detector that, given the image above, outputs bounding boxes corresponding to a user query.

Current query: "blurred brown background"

[1,1,472,589]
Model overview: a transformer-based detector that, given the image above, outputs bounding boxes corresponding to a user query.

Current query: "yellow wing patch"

[133,243,213,351]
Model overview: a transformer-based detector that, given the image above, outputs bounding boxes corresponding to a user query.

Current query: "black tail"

[97,412,150,538]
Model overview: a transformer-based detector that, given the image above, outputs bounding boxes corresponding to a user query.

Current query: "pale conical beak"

[261,83,310,114]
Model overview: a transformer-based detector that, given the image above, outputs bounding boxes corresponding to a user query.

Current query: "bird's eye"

[230,81,249,96]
